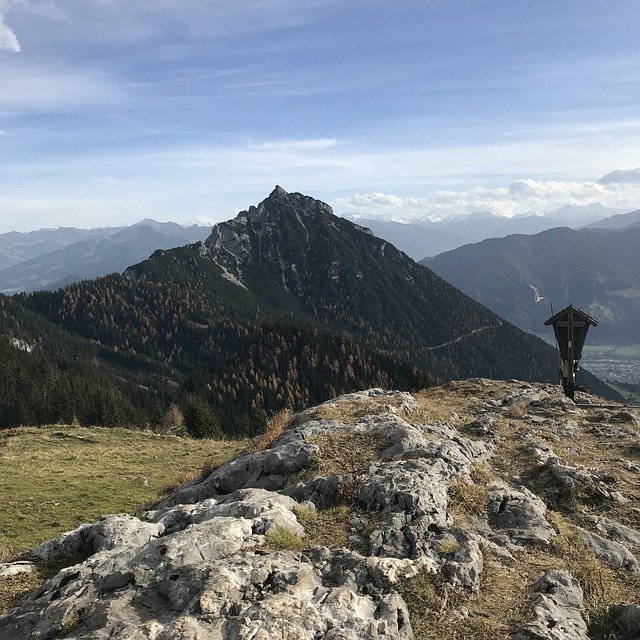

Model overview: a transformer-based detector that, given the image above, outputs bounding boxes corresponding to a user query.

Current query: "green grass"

[0,425,246,557]
[265,526,304,551]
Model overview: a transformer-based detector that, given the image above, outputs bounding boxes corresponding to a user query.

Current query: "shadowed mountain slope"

[424,226,640,344]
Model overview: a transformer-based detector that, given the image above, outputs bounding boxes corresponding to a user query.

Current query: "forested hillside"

[0,296,175,428]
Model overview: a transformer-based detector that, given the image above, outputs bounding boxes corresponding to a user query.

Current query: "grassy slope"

[0,426,246,557]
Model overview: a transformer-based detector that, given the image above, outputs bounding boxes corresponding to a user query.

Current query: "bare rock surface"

[0,563,37,579]
[513,570,588,640]
[487,481,556,545]
[591,517,640,550]
[0,389,491,640]
[577,529,640,572]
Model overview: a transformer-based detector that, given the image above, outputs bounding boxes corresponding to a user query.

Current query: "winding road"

[426,320,503,351]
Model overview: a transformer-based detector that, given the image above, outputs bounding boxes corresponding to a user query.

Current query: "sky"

[1,0,640,232]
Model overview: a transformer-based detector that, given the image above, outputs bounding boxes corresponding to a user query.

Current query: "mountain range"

[346,203,622,260]
[424,225,640,345]
[0,220,210,294]
[0,226,119,272]
[585,208,640,230]
[1,187,616,434]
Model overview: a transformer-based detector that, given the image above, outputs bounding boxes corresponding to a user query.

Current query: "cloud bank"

[334,173,640,219]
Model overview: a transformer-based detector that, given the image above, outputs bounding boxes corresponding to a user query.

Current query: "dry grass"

[311,395,409,424]
[448,463,493,527]
[0,426,247,558]
[397,383,640,639]
[486,406,640,532]
[402,511,640,639]
[437,539,461,556]
[400,555,529,640]
[294,504,351,549]
[251,409,293,452]
[265,527,304,551]
[306,429,392,477]
[0,571,43,616]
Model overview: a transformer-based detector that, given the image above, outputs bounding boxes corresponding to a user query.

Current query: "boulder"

[592,517,640,550]
[0,562,37,578]
[513,570,588,639]
[577,529,639,572]
[486,481,556,545]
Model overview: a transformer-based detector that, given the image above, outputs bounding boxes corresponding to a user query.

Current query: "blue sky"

[1,0,640,231]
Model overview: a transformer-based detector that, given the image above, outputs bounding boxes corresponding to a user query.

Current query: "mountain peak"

[268,185,289,200]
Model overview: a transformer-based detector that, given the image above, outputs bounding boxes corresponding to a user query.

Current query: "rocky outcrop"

[577,529,640,572]
[486,481,555,545]
[1,381,639,639]
[0,390,493,639]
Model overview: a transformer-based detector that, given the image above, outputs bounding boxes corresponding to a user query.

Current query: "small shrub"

[161,404,185,435]
[266,527,304,551]
[184,396,223,439]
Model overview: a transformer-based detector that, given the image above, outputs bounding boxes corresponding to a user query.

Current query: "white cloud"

[253,138,337,151]
[338,192,406,208]
[0,3,20,52]
[333,178,640,219]
[0,63,122,109]
[0,0,68,53]
[2,124,640,231]
[598,167,640,184]
[11,0,67,22]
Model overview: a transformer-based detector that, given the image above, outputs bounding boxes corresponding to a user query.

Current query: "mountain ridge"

[424,225,640,345]
[0,220,210,294]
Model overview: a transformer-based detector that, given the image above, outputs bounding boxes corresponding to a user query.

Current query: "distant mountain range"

[0,226,121,271]
[346,203,623,260]
[424,225,640,345]
[0,220,210,294]
[585,208,640,230]
[5,187,617,432]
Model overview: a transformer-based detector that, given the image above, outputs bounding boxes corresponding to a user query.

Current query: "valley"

[582,345,640,386]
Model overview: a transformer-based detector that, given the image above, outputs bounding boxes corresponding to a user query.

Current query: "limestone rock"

[3,389,493,639]
[513,570,588,639]
[26,514,164,570]
[2,383,635,639]
[0,562,37,578]
[577,529,640,572]
[591,517,640,550]
[487,481,556,545]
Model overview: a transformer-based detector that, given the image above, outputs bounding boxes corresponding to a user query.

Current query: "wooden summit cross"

[544,305,598,401]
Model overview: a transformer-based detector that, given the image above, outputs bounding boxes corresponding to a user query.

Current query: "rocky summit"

[2,380,640,639]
